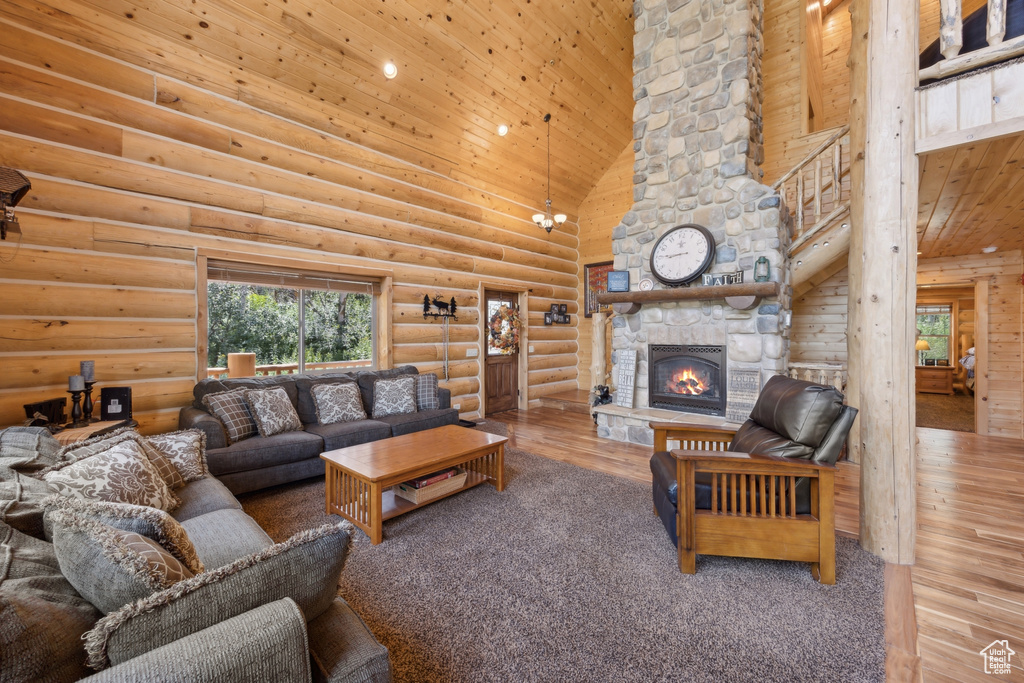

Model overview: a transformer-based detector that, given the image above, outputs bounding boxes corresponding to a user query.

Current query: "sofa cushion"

[85,522,354,670]
[205,430,324,478]
[180,508,274,570]
[307,597,392,683]
[0,520,100,683]
[44,439,180,512]
[371,375,417,418]
[43,496,204,574]
[147,429,208,483]
[376,408,460,436]
[312,382,367,425]
[356,366,417,414]
[245,387,304,438]
[50,511,194,614]
[171,476,243,522]
[295,372,359,424]
[305,419,393,452]
[55,428,186,490]
[203,389,259,445]
[747,375,845,449]
[416,373,440,410]
[192,374,299,411]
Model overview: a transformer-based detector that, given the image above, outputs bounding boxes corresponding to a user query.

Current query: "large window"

[206,261,377,376]
[916,304,952,363]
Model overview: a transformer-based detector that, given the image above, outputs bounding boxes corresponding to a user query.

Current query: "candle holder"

[67,390,89,428]
[83,381,98,422]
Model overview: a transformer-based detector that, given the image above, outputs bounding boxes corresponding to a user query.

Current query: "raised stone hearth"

[596,0,792,446]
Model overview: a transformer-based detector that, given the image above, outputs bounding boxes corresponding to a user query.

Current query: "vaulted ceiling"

[4,0,636,217]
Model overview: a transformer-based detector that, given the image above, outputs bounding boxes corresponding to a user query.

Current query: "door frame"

[479,284,530,416]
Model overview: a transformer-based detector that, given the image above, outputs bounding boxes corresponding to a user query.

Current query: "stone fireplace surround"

[593,0,792,446]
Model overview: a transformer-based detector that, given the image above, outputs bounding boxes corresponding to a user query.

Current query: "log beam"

[849,0,918,565]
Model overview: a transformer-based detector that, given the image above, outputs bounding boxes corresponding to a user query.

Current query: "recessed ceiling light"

[383,62,398,79]
[497,124,509,136]
[982,245,997,253]
[917,251,922,255]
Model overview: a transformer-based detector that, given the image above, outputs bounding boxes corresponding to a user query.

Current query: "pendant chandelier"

[532,113,567,233]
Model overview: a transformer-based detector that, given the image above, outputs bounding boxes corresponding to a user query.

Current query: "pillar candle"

[69,375,85,391]
[80,360,95,382]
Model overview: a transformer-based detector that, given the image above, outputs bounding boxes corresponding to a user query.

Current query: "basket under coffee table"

[321,424,507,544]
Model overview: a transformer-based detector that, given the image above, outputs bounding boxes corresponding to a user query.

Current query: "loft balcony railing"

[919,0,1024,81]
[786,362,848,393]
[207,359,372,379]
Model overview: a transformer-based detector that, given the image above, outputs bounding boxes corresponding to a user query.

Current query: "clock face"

[649,224,716,286]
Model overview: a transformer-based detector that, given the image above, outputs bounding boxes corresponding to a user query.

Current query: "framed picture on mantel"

[584,261,614,318]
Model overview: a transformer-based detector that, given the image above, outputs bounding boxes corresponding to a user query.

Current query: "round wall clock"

[649,224,716,286]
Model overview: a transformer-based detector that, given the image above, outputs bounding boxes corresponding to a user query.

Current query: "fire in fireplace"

[648,344,727,416]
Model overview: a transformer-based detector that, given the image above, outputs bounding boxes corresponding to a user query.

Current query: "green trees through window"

[208,282,372,372]
[916,305,951,362]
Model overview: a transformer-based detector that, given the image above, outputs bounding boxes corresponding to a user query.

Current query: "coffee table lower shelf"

[381,470,488,520]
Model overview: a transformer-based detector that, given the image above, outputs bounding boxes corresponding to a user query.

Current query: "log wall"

[790,265,850,364]
[0,14,581,432]
[575,143,634,390]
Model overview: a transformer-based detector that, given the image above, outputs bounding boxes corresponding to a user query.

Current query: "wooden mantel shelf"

[596,281,781,305]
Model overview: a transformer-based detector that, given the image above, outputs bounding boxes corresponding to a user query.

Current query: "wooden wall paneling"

[575,142,633,390]
[819,5,852,131]
[789,265,850,365]
[801,0,825,133]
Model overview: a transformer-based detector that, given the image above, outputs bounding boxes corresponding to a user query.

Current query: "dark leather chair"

[649,374,858,584]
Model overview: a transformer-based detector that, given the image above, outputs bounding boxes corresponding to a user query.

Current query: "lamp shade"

[915,339,930,351]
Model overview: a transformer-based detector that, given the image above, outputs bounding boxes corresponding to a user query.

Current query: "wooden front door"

[484,291,519,415]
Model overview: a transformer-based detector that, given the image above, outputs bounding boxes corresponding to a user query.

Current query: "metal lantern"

[754,256,770,282]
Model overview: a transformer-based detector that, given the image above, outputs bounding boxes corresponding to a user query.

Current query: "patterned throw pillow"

[202,389,258,444]
[43,439,180,512]
[43,495,204,574]
[54,428,186,490]
[50,511,194,614]
[244,387,303,437]
[311,383,367,425]
[146,430,207,483]
[416,373,440,410]
[372,376,417,418]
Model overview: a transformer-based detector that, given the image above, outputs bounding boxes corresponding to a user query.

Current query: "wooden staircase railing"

[787,362,847,392]
[920,0,1024,81]
[770,124,851,256]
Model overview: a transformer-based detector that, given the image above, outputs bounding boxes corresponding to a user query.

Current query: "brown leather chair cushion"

[746,375,845,449]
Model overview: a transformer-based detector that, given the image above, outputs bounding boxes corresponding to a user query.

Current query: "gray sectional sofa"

[0,426,390,682]
[179,366,460,494]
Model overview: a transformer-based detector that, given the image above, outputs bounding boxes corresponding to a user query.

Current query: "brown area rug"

[916,391,975,432]
[240,422,885,682]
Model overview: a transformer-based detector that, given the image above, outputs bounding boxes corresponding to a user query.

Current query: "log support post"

[848,0,918,564]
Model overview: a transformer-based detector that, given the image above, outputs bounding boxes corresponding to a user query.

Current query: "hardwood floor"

[488,408,1024,682]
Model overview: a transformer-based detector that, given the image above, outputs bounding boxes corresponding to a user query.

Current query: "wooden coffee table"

[321,424,507,544]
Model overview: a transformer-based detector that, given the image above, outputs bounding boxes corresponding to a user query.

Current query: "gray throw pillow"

[43,496,204,574]
[202,389,258,444]
[146,430,208,483]
[372,375,417,418]
[43,439,181,512]
[416,373,440,410]
[84,522,354,670]
[0,520,100,683]
[312,382,367,424]
[245,387,303,437]
[50,511,194,614]
[52,427,185,490]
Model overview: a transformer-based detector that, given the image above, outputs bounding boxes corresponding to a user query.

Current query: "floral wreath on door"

[487,304,521,354]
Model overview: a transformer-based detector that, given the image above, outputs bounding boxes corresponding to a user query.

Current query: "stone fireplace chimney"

[595,0,792,446]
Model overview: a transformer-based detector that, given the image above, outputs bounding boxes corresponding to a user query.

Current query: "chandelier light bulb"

[383,62,398,79]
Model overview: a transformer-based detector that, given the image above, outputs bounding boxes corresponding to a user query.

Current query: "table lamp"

[915,339,930,365]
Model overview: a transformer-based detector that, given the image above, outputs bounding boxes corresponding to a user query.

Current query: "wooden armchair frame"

[652,422,836,584]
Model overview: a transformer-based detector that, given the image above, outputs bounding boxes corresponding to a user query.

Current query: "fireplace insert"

[648,344,727,416]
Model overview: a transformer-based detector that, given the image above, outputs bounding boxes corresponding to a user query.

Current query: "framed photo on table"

[584,261,614,318]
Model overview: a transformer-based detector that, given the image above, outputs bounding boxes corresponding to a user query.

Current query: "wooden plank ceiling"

[918,134,1024,258]
[2,0,636,217]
